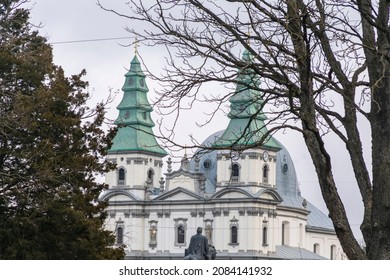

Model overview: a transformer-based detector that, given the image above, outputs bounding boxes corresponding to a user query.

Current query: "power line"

[50,36,132,45]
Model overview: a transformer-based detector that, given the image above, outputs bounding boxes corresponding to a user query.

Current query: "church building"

[100,51,345,260]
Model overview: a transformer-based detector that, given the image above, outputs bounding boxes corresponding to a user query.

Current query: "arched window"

[262,227,268,246]
[299,223,303,247]
[313,243,320,254]
[281,221,290,245]
[231,163,239,181]
[231,226,238,244]
[174,218,187,247]
[262,164,269,183]
[118,167,126,186]
[177,226,185,244]
[330,245,336,260]
[147,169,155,185]
[117,227,123,245]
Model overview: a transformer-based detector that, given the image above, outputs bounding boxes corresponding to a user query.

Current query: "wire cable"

[50,36,131,45]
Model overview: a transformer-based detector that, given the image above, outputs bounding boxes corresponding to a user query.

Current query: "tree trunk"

[357,0,390,259]
[287,0,366,259]
[369,74,390,259]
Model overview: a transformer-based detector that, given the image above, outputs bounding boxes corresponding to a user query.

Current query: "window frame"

[118,167,126,186]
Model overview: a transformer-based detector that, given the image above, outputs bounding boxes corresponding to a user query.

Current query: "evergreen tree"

[0,0,124,259]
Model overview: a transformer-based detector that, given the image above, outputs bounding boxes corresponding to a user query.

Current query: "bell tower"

[213,50,281,192]
[105,54,167,199]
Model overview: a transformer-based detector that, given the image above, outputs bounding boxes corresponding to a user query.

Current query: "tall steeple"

[213,49,280,150]
[213,50,281,190]
[108,54,167,156]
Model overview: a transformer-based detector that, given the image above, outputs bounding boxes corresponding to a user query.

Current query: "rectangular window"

[231,226,238,244]
[174,218,187,247]
[177,226,185,244]
[117,227,123,245]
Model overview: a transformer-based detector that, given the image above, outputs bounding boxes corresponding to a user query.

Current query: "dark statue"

[184,227,217,260]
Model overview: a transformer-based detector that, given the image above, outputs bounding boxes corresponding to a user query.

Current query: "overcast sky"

[29,0,369,242]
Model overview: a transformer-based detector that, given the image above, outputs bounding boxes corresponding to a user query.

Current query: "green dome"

[109,55,167,156]
[213,50,281,151]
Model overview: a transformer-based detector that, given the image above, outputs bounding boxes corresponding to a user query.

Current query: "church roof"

[274,245,327,260]
[275,140,334,231]
[109,55,167,156]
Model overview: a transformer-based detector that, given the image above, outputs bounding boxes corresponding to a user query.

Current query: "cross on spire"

[134,37,139,54]
[247,26,251,46]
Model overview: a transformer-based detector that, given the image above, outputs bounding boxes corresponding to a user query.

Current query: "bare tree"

[98,0,390,259]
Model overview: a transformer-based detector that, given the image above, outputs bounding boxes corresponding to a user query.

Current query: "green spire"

[213,50,281,150]
[109,55,167,156]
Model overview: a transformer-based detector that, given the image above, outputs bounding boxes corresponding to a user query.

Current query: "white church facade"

[100,52,346,260]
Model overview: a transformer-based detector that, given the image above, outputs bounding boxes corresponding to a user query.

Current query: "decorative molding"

[132,211,150,218]
[126,157,149,165]
[230,216,239,223]
[157,211,171,218]
[268,209,277,218]
[247,208,259,216]
[190,211,197,217]
[238,209,245,216]
[223,209,230,216]
[198,211,205,217]
[212,209,221,217]
[124,211,130,218]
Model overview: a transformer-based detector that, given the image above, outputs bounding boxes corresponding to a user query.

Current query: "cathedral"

[100,51,345,260]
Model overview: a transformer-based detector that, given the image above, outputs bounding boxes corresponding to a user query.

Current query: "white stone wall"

[167,175,195,192]
[275,210,308,248]
[216,149,278,190]
[306,231,345,260]
[104,199,347,259]
[106,153,164,189]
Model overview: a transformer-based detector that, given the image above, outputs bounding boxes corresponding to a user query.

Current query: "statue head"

[197,227,202,234]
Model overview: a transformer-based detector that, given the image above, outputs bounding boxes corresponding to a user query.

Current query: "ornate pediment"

[257,188,283,203]
[153,187,204,201]
[211,188,254,199]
